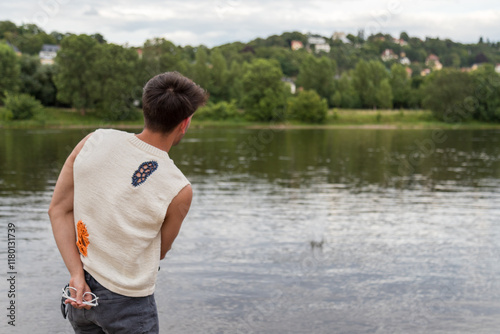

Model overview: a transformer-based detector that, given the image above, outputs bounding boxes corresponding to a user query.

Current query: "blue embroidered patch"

[132,161,158,187]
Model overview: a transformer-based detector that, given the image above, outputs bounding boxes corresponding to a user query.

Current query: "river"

[1,127,499,333]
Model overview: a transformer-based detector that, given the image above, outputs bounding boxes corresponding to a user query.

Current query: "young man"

[49,72,207,333]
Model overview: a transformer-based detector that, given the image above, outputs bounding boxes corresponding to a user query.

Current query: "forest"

[1,20,500,124]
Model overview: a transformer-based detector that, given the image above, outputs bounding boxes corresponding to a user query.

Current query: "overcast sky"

[1,0,499,47]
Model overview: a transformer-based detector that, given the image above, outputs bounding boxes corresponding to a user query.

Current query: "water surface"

[1,128,499,333]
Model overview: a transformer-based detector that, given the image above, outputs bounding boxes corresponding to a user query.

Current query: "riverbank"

[1,106,500,129]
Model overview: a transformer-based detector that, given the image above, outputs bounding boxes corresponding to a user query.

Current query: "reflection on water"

[1,128,500,333]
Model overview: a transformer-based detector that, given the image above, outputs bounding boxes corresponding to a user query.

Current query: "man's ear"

[180,116,192,134]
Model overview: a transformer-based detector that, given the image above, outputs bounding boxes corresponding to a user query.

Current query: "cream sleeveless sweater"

[73,129,190,297]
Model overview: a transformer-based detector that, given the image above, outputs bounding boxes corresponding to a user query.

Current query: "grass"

[0,107,144,129]
[1,106,500,130]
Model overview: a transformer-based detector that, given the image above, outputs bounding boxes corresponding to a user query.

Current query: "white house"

[314,43,331,54]
[307,36,330,54]
[39,44,60,65]
[381,49,398,62]
[308,36,326,45]
[399,52,411,65]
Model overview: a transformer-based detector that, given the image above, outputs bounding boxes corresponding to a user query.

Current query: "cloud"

[83,7,99,16]
[1,0,498,46]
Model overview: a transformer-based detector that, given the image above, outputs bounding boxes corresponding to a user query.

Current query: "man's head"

[142,72,207,134]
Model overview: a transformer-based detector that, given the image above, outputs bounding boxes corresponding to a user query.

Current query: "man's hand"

[67,274,93,310]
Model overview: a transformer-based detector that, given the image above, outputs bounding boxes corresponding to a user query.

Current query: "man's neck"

[135,128,175,153]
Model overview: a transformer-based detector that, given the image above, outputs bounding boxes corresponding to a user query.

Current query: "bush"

[195,100,239,120]
[0,107,14,122]
[3,93,44,120]
[287,90,328,123]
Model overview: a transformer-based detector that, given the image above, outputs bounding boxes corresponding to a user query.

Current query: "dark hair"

[142,71,208,133]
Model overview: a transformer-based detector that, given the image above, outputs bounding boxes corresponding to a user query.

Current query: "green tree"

[227,60,245,105]
[470,64,500,122]
[296,55,336,103]
[376,78,393,109]
[442,52,461,68]
[19,54,58,106]
[0,43,20,101]
[90,33,106,44]
[0,21,18,39]
[91,43,141,121]
[352,60,389,108]
[241,59,286,121]
[5,24,57,55]
[139,38,188,85]
[331,91,342,108]
[287,90,328,123]
[400,32,410,42]
[334,71,361,108]
[209,48,229,102]
[54,34,98,114]
[389,63,411,108]
[191,47,210,89]
[421,69,474,122]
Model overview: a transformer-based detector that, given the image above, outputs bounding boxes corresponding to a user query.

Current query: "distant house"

[307,36,330,54]
[332,31,350,44]
[291,40,303,51]
[39,44,60,65]
[381,49,398,62]
[399,52,411,65]
[136,48,143,59]
[392,38,408,46]
[425,54,442,70]
[314,43,331,54]
[421,68,431,76]
[308,36,326,45]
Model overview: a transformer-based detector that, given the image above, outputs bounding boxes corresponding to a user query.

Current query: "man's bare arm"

[48,133,92,309]
[160,185,193,259]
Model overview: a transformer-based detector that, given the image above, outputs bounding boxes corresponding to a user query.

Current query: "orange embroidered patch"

[76,220,90,257]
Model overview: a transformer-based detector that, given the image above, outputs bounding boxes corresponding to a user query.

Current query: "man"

[49,72,207,333]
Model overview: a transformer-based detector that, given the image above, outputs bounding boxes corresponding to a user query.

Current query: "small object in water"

[310,240,324,249]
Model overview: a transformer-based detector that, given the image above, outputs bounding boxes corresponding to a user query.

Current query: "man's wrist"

[69,267,85,279]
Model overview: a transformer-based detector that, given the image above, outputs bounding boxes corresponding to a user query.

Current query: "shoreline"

[2,107,500,130]
[3,122,500,130]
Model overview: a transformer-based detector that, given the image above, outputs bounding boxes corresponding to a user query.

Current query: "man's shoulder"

[93,128,131,137]
[87,128,133,145]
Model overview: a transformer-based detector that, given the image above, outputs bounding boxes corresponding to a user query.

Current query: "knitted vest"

[73,129,190,297]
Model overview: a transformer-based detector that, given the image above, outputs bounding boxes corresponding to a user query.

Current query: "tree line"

[1,20,500,124]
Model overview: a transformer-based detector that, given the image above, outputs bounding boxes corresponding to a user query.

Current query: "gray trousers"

[68,271,159,334]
